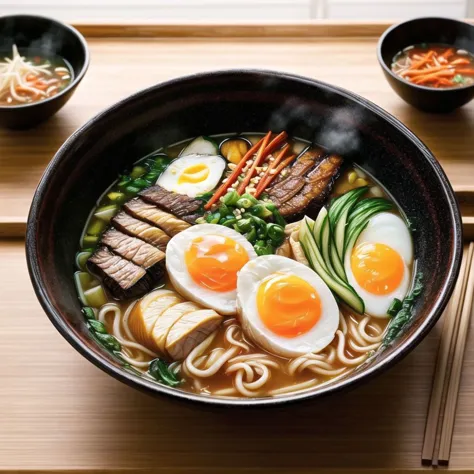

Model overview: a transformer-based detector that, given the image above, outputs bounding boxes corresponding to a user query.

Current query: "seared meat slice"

[279,154,343,218]
[124,198,191,236]
[139,185,202,219]
[267,148,325,206]
[112,212,170,251]
[87,247,153,300]
[101,229,166,279]
[165,309,222,360]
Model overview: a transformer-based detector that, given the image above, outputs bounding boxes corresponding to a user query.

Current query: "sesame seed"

[269,169,277,175]
[236,215,242,220]
[228,163,237,170]
[240,208,245,213]
[219,197,224,202]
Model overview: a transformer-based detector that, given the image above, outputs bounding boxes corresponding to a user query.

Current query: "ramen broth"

[77,132,412,398]
[391,43,474,88]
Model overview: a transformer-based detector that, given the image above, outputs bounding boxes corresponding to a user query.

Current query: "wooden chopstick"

[421,244,472,464]
[435,243,474,465]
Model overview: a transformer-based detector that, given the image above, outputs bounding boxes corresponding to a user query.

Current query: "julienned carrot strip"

[254,144,289,197]
[204,136,267,210]
[411,50,435,69]
[455,69,474,75]
[451,58,470,66]
[439,48,454,60]
[413,70,455,84]
[236,131,271,194]
[237,131,288,194]
[403,66,448,77]
[259,154,296,192]
[436,78,454,86]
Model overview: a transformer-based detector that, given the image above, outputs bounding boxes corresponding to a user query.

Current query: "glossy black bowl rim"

[0,14,90,110]
[377,16,474,92]
[26,69,463,407]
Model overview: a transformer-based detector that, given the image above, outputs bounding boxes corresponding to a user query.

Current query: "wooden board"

[1,239,474,473]
[1,30,474,236]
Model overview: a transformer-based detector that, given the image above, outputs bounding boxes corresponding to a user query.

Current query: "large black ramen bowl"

[378,17,474,113]
[26,70,462,406]
[0,14,89,129]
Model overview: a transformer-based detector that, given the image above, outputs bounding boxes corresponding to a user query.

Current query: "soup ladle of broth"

[0,45,73,105]
[391,43,474,88]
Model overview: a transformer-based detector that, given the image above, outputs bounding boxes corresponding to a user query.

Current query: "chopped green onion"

[107,191,127,204]
[206,212,221,224]
[222,190,240,206]
[82,235,99,248]
[249,203,273,219]
[454,74,465,84]
[87,217,107,236]
[267,223,285,245]
[387,298,402,317]
[148,358,181,387]
[245,228,257,244]
[235,218,253,233]
[130,165,147,179]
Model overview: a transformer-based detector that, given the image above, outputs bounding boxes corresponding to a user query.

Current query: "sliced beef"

[267,148,325,206]
[124,198,191,236]
[279,154,343,218]
[139,185,202,221]
[87,247,153,300]
[101,229,166,279]
[112,212,170,251]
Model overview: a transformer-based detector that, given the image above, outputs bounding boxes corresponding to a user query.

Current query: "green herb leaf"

[88,319,107,334]
[387,298,402,317]
[382,273,424,346]
[82,307,96,320]
[148,358,181,387]
[453,74,465,84]
[94,332,122,352]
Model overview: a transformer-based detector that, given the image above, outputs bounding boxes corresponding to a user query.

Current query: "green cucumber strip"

[179,136,219,156]
[300,219,364,314]
[313,206,328,248]
[75,251,92,271]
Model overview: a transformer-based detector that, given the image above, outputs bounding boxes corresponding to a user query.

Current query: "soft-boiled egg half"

[166,224,257,315]
[157,154,226,197]
[345,212,413,318]
[237,255,339,358]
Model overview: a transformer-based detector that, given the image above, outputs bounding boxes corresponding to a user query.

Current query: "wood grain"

[1,36,474,235]
[1,240,474,472]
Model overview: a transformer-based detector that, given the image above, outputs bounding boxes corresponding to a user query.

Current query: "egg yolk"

[185,234,249,292]
[178,163,210,184]
[257,273,321,338]
[351,242,404,295]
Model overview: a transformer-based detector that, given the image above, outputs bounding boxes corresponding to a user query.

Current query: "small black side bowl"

[378,17,474,113]
[0,15,89,129]
[26,70,462,407]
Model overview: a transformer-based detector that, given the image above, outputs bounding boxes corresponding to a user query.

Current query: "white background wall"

[0,0,469,21]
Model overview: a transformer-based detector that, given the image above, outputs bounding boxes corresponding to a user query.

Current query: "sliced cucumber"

[84,285,108,308]
[94,204,118,223]
[300,219,364,314]
[76,251,92,271]
[179,136,219,156]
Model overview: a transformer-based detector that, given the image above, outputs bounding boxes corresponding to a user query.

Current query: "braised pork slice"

[87,246,153,300]
[279,154,343,218]
[101,229,165,279]
[112,212,170,251]
[139,185,202,221]
[267,148,325,206]
[165,309,222,360]
[124,198,191,236]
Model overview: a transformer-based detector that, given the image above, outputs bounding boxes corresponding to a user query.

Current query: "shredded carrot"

[413,70,455,85]
[258,154,296,192]
[451,58,471,66]
[402,66,449,77]
[439,48,454,60]
[410,51,435,69]
[454,69,474,75]
[254,144,290,198]
[436,78,455,86]
[204,136,267,210]
[236,132,271,194]
[236,131,288,194]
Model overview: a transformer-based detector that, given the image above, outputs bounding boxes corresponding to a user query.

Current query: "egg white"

[237,255,339,358]
[166,224,257,315]
[345,212,412,318]
[157,154,226,197]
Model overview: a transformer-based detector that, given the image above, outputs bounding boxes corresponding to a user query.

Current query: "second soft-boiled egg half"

[345,212,413,318]
[237,255,339,358]
[166,224,257,315]
[157,154,226,197]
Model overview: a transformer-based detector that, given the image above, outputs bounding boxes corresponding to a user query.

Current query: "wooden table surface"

[1,23,474,473]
